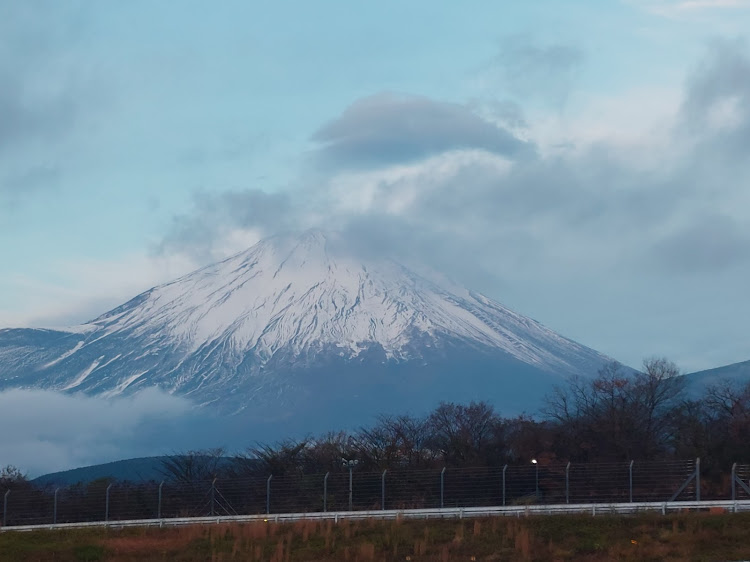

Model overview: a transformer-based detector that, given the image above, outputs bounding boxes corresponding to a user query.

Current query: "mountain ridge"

[0,230,613,418]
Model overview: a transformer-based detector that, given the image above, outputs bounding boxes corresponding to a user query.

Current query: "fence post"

[695,458,700,502]
[266,475,272,515]
[323,472,329,512]
[440,467,446,508]
[105,483,112,523]
[381,469,387,510]
[732,463,737,501]
[3,489,9,527]
[158,481,164,519]
[348,468,353,511]
[502,465,507,506]
[565,462,570,504]
[210,478,217,517]
[629,460,634,503]
[53,488,59,525]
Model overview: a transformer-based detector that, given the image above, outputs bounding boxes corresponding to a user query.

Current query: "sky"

[2,0,750,381]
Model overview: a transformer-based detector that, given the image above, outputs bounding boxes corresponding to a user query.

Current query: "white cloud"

[671,0,750,10]
[0,389,193,477]
[0,252,198,328]
[630,0,750,18]
[3,42,750,377]
[323,149,513,217]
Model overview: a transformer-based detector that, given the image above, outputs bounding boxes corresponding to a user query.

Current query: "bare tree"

[352,414,436,469]
[236,439,310,477]
[428,401,503,466]
[159,448,226,483]
[0,465,28,491]
[634,357,684,457]
[543,359,684,461]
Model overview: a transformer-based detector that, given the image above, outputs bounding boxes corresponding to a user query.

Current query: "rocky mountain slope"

[0,231,613,422]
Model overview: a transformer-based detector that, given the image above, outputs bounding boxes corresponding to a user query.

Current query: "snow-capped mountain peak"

[0,230,611,416]
[82,230,597,370]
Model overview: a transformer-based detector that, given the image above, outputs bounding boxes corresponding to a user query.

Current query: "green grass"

[3,511,750,561]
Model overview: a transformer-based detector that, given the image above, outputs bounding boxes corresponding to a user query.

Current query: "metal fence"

[3,458,748,528]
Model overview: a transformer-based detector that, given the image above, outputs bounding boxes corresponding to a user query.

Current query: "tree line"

[155,357,750,484]
[3,356,749,490]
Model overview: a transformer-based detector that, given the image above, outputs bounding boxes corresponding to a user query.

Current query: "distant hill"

[32,455,242,487]
[32,457,167,486]
[683,359,750,396]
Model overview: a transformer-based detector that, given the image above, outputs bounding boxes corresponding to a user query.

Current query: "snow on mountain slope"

[0,230,612,415]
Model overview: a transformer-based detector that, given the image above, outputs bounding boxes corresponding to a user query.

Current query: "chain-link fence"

[3,459,748,527]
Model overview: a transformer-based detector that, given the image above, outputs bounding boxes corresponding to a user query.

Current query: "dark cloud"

[682,39,750,126]
[0,2,94,196]
[490,36,584,107]
[653,215,750,274]
[148,42,750,372]
[322,151,682,289]
[1,164,61,195]
[160,42,750,285]
[158,189,294,262]
[679,39,750,163]
[0,74,78,152]
[311,92,531,170]
[306,44,750,288]
[469,98,528,129]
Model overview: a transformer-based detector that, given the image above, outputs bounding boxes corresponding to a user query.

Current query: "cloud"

[1,164,61,196]
[0,76,77,154]
[311,92,530,170]
[156,40,750,288]
[0,252,197,329]
[638,0,750,14]
[47,39,750,373]
[0,2,101,203]
[0,5,81,152]
[630,0,750,23]
[0,388,325,477]
[485,36,584,108]
[304,41,750,369]
[157,189,295,263]
[652,214,750,273]
[680,39,750,158]
[468,99,528,130]
[0,389,194,476]
[678,0,750,8]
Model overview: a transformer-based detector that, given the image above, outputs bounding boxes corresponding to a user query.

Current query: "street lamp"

[342,458,359,511]
[531,459,539,500]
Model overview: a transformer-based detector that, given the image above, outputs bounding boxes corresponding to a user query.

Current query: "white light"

[531,459,538,464]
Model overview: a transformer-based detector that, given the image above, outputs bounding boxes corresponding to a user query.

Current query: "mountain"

[683,359,750,397]
[31,455,239,486]
[0,230,614,427]
[32,457,168,486]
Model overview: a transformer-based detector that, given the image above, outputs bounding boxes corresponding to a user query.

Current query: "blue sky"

[2,0,750,373]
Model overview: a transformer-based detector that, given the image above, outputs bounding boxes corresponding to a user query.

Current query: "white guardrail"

[3,500,750,533]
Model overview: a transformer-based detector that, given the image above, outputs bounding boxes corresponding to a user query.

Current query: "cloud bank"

[0,389,193,476]
[311,92,531,170]
[156,40,750,373]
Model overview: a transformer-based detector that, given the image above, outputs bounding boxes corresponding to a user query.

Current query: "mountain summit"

[0,230,612,424]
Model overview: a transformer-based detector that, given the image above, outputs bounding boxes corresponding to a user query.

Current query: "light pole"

[342,458,359,511]
[531,459,539,500]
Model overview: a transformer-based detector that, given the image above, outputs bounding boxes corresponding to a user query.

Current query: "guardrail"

[3,499,750,533]
[3,458,714,527]
[5,458,750,529]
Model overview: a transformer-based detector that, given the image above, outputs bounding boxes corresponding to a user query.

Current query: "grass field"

[3,511,750,561]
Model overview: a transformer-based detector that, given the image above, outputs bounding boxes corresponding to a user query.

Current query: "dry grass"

[3,511,750,561]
